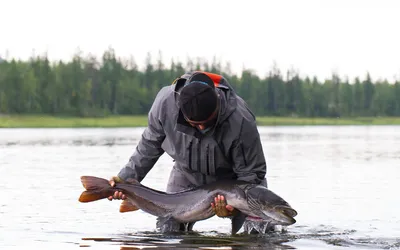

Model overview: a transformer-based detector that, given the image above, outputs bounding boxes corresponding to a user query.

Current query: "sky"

[1,0,400,81]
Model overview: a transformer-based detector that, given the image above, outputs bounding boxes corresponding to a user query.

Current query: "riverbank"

[1,115,400,128]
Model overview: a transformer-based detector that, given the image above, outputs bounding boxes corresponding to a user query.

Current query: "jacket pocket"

[199,143,216,176]
[187,138,200,172]
[207,145,216,176]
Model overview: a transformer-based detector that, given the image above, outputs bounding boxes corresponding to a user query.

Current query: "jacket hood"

[173,71,238,125]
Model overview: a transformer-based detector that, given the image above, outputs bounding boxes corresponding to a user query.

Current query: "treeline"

[1,48,400,117]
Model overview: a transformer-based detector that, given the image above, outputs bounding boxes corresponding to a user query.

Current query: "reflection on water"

[81,232,298,249]
[1,126,399,250]
[77,230,400,250]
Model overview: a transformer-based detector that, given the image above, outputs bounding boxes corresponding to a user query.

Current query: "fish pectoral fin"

[119,200,139,213]
[231,211,247,235]
[156,216,182,233]
[156,216,172,227]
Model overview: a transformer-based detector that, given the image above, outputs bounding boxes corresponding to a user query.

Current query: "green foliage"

[0,48,400,118]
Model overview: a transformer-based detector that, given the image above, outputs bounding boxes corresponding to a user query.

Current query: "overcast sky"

[1,0,400,81]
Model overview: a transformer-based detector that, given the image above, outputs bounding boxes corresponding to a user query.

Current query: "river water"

[0,126,399,250]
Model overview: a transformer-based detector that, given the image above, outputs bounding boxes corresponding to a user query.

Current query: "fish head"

[245,185,297,226]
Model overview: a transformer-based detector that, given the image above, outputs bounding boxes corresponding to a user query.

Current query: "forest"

[1,48,399,118]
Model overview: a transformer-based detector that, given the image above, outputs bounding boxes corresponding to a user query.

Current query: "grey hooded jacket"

[117,72,267,192]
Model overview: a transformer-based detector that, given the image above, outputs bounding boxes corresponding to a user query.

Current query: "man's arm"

[117,91,166,182]
[212,119,267,217]
[230,119,267,184]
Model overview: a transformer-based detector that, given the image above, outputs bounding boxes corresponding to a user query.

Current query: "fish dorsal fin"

[119,200,139,213]
[231,212,247,235]
[125,178,140,185]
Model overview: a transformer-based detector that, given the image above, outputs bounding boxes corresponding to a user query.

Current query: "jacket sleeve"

[231,119,267,184]
[117,91,166,182]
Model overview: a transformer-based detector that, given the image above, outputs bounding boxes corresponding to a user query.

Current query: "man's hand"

[107,176,126,201]
[211,194,237,217]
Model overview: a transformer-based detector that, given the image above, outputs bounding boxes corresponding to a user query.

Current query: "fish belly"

[171,200,215,223]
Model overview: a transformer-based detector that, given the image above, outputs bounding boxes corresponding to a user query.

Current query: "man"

[108,71,268,233]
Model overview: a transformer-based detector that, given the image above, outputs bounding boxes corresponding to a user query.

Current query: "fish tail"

[79,176,115,203]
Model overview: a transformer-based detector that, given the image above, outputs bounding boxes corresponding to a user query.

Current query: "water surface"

[1,126,399,249]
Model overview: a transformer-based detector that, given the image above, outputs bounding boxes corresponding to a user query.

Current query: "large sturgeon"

[78,176,297,234]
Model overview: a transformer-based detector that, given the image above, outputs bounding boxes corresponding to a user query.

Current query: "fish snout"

[283,216,296,225]
[276,205,298,218]
[274,205,297,225]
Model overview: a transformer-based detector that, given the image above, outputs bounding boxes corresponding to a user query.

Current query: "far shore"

[1,115,400,128]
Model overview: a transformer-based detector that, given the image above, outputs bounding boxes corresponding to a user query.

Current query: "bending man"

[108,71,268,233]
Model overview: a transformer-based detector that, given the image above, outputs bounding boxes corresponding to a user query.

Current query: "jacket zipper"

[197,138,201,172]
[240,141,248,166]
[206,145,210,175]
[188,140,192,169]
